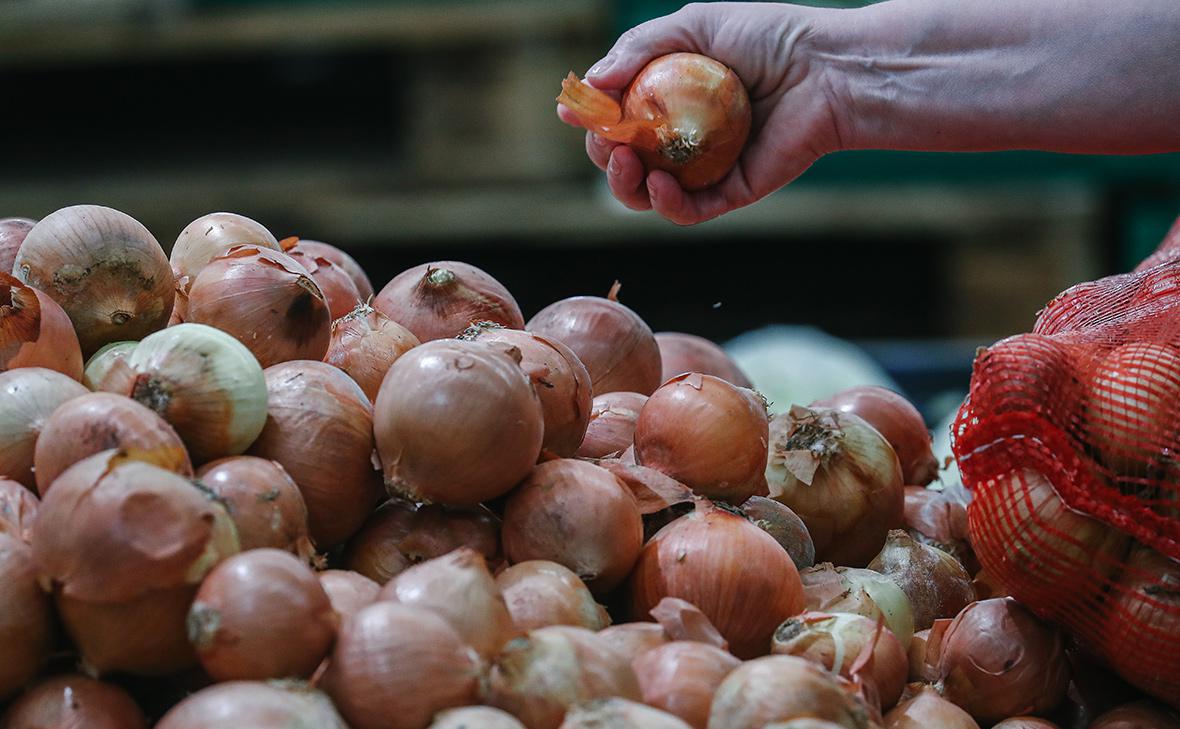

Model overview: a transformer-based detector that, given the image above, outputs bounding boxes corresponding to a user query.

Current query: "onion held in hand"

[1,272,83,379]
[374,260,524,342]
[558,53,751,190]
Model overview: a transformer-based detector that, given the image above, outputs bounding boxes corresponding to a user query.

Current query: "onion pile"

[156,680,348,729]
[326,302,420,402]
[656,332,751,387]
[1,272,84,379]
[374,261,524,342]
[575,391,648,458]
[286,238,374,300]
[195,455,314,556]
[1085,342,1180,475]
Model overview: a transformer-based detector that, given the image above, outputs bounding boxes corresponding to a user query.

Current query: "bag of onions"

[951,232,1180,709]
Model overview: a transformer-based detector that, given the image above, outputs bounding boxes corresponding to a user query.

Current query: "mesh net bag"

[952,224,1180,709]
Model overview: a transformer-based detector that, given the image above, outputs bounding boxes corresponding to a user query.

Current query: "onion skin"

[33,392,193,496]
[902,486,975,573]
[170,212,280,294]
[289,239,374,301]
[1090,700,1180,728]
[284,245,363,321]
[883,685,979,729]
[0,368,89,488]
[318,569,380,622]
[559,699,694,729]
[633,641,740,729]
[196,456,313,557]
[597,622,670,664]
[374,261,524,342]
[15,205,174,356]
[707,655,879,729]
[0,535,54,700]
[156,680,349,729]
[799,564,915,650]
[326,302,420,402]
[431,707,528,729]
[813,386,939,487]
[82,340,137,390]
[0,217,35,275]
[0,477,39,543]
[496,560,610,632]
[0,674,148,729]
[741,495,816,569]
[575,392,648,458]
[868,530,975,632]
[1,273,84,380]
[656,332,751,388]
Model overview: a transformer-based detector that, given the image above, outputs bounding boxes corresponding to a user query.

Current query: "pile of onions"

[496,560,610,632]
[31,449,239,675]
[630,500,804,658]
[813,386,939,487]
[344,498,501,584]
[463,324,593,456]
[883,685,979,729]
[247,360,382,548]
[431,707,528,729]
[282,241,363,320]
[527,286,662,396]
[318,569,380,621]
[656,332,751,387]
[558,53,751,191]
[0,534,55,700]
[1102,544,1180,707]
[0,217,35,273]
[502,459,643,593]
[868,530,975,631]
[0,477,39,542]
[1090,700,1180,728]
[575,392,648,458]
[322,602,482,729]
[799,564,915,649]
[766,405,905,566]
[1,272,83,379]
[14,205,174,355]
[1,674,148,728]
[186,245,332,367]
[373,339,544,506]
[0,367,88,488]
[196,456,313,556]
[374,261,524,342]
[560,698,694,729]
[741,495,815,569]
[325,302,420,402]
[96,323,267,464]
[634,373,769,504]
[633,641,740,728]
[903,486,975,572]
[706,655,878,729]
[187,549,337,681]
[286,239,374,300]
[33,392,192,495]
[170,212,280,295]
[156,680,348,729]
[82,340,137,388]
[1085,342,1180,475]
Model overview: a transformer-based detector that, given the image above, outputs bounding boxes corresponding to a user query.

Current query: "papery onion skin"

[902,486,976,573]
[576,392,648,458]
[431,706,528,729]
[559,698,694,729]
[799,564,915,650]
[156,680,349,729]
[706,655,879,729]
[0,534,55,700]
[196,456,313,557]
[0,367,89,488]
[496,560,610,632]
[656,332,751,388]
[0,674,148,729]
[649,596,729,649]
[82,340,137,390]
[1,273,84,380]
[813,386,939,487]
[326,302,420,402]
[318,569,380,622]
[741,495,815,569]
[374,339,544,507]
[290,239,374,301]
[322,602,482,729]
[283,244,363,321]
[883,685,979,729]
[906,625,946,683]
[0,477,39,543]
[374,261,524,342]
[15,205,174,356]
[597,622,670,664]
[1089,700,1180,728]
[170,212,280,294]
[867,530,975,632]
[633,641,740,729]
[0,217,35,275]
[33,392,193,496]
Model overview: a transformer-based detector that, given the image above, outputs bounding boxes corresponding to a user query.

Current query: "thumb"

[585,5,709,90]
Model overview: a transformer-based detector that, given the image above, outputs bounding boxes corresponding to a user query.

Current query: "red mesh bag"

[952,223,1180,709]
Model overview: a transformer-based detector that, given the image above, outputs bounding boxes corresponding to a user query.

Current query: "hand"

[559,2,844,225]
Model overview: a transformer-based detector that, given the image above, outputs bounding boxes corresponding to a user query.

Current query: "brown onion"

[0,477,38,543]
[485,625,641,729]
[741,495,815,569]
[633,641,739,729]
[1,273,83,379]
[656,332,751,388]
[992,719,1062,729]
[156,680,348,729]
[326,302,419,402]
[903,486,975,571]
[196,456,313,557]
[503,459,643,593]
[1085,342,1180,475]
[248,360,382,548]
[527,289,661,396]
[288,239,374,300]
[576,392,648,458]
[323,602,482,729]
[170,212,280,294]
[868,530,975,631]
[767,406,905,566]
[186,245,331,368]
[318,569,380,621]
[560,698,693,729]
[374,260,524,342]
[906,621,950,683]
[379,547,517,660]
[33,392,192,495]
[1,674,147,729]
[813,386,939,487]
[0,535,54,700]
[497,560,610,632]
[0,367,88,488]
[1090,700,1180,728]
[884,685,979,729]
[374,339,544,506]
[82,340,137,389]
[1102,545,1180,708]
[597,622,670,663]
[800,564,915,649]
[630,500,804,658]
[635,373,769,504]
[707,655,878,729]
[0,217,35,275]
[431,707,528,729]
[464,324,593,456]
[15,205,173,356]
[282,242,363,321]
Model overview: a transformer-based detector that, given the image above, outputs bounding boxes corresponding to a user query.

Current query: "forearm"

[812,0,1180,153]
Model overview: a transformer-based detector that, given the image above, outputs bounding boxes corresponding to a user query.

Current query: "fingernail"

[608,155,621,175]
[588,56,614,78]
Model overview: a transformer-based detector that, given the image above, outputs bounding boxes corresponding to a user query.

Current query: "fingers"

[584,4,709,90]
[585,132,615,171]
[606,146,652,212]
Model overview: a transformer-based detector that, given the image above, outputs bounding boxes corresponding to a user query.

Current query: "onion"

[593,459,695,541]
[156,680,348,729]
[463,324,593,456]
[558,53,751,190]
[503,459,643,593]
[0,477,38,543]
[287,238,374,300]
[15,205,174,355]
[707,655,879,729]
[767,405,905,566]
[527,288,662,396]
[906,620,950,683]
[374,339,544,506]
[883,685,979,729]
[0,674,147,729]
[33,392,192,495]
[318,569,380,621]
[0,217,35,275]
[186,245,331,368]
[1,273,83,379]
[1085,342,1180,475]
[282,242,363,321]
[771,611,908,710]
[633,641,739,729]
[326,302,419,402]
[95,323,267,464]
[1090,700,1180,728]
[484,625,641,729]
[0,367,88,488]
[379,547,517,660]
[0,535,54,700]
[196,455,313,556]
[813,386,939,487]
[799,564,915,649]
[576,392,648,458]
[630,500,804,658]
[903,486,975,572]
[598,622,670,663]
[431,707,528,729]
[634,373,769,504]
[991,719,1062,729]
[82,340,137,389]
[867,530,975,631]
[188,548,336,680]
[656,332,751,387]
[761,723,849,729]
[170,212,280,295]
[741,495,815,569]
[560,699,693,729]
[496,560,610,632]
[322,602,482,729]
[344,498,501,584]
[247,360,382,548]
[374,260,523,342]
[1102,545,1180,708]
[31,449,239,675]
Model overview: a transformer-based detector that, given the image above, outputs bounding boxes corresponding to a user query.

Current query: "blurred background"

[2,0,1179,426]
